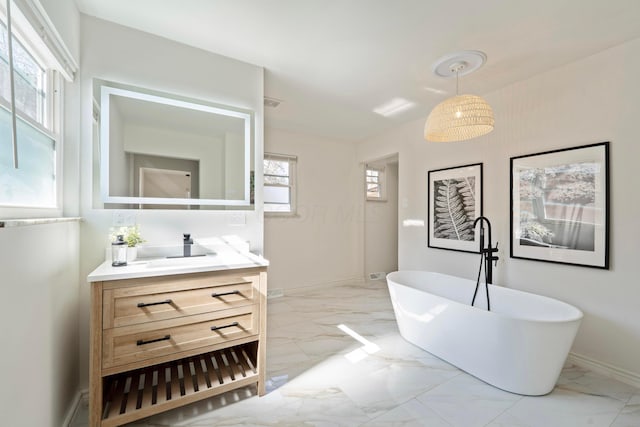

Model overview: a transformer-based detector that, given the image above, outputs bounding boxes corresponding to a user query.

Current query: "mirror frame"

[99,85,252,207]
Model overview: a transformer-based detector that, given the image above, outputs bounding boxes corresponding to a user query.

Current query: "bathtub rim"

[386,270,584,324]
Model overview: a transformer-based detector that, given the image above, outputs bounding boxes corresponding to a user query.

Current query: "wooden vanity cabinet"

[89,267,267,427]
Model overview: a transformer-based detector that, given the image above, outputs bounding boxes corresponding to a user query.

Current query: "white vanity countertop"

[88,250,269,282]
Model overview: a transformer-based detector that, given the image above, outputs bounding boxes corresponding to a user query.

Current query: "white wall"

[357,37,640,377]
[108,101,128,197]
[78,15,264,389]
[0,2,81,426]
[365,159,398,277]
[264,127,363,291]
[225,131,245,200]
[124,125,224,198]
[0,223,81,427]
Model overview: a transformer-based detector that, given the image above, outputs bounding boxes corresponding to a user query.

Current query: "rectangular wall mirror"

[94,80,254,209]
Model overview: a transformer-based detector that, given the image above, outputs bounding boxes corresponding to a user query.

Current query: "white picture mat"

[511,143,608,268]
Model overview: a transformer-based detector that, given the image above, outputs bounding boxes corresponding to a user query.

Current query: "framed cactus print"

[510,142,609,269]
[428,163,483,253]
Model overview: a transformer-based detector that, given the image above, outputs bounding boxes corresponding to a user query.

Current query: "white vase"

[127,246,138,262]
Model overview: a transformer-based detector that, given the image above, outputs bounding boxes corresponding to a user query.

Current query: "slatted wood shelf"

[100,342,258,427]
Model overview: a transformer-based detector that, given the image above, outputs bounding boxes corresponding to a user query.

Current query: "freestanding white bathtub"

[387,271,583,395]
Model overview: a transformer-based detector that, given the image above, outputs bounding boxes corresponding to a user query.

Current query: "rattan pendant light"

[424,51,494,142]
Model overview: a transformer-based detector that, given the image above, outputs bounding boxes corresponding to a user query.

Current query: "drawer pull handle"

[137,299,172,308]
[136,335,171,346]
[211,290,241,298]
[211,321,239,332]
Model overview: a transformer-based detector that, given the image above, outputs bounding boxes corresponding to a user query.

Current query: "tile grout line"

[482,393,525,426]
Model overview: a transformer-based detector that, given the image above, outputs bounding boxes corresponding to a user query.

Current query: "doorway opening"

[364,153,399,281]
[139,167,192,209]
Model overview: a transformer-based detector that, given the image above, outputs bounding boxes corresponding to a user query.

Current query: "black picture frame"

[510,142,610,269]
[428,163,483,253]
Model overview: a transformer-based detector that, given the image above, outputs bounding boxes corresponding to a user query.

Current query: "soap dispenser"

[112,235,127,267]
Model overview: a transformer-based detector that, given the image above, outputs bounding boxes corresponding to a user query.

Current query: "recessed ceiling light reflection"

[424,87,448,95]
[373,98,416,117]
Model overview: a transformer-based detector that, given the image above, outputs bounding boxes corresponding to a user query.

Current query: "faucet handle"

[492,242,499,265]
[183,233,192,242]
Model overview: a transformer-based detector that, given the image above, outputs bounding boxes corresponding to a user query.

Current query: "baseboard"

[285,276,366,295]
[368,271,387,281]
[568,352,640,389]
[63,389,88,427]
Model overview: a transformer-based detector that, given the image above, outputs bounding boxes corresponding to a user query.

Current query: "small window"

[366,165,386,201]
[264,153,296,214]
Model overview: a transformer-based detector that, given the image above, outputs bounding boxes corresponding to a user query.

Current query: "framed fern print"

[510,142,609,269]
[428,163,483,253]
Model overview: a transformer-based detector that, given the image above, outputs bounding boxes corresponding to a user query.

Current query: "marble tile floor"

[71,280,640,427]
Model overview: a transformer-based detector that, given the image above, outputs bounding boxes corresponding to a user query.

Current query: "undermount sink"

[145,254,219,268]
[143,250,256,269]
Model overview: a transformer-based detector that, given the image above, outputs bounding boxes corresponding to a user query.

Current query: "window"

[0,1,76,215]
[366,165,386,201]
[264,153,296,214]
[0,20,46,125]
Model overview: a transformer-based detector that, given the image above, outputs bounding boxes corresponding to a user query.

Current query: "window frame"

[366,164,387,201]
[264,152,297,216]
[0,0,66,218]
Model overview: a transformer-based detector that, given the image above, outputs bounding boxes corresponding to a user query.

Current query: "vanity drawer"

[103,271,259,328]
[102,305,258,369]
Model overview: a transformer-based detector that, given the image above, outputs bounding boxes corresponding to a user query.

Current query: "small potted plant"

[110,225,145,261]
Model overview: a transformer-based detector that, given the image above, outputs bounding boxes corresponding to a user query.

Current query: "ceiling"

[76,0,640,143]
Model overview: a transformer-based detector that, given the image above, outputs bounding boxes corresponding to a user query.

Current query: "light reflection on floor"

[338,323,381,363]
